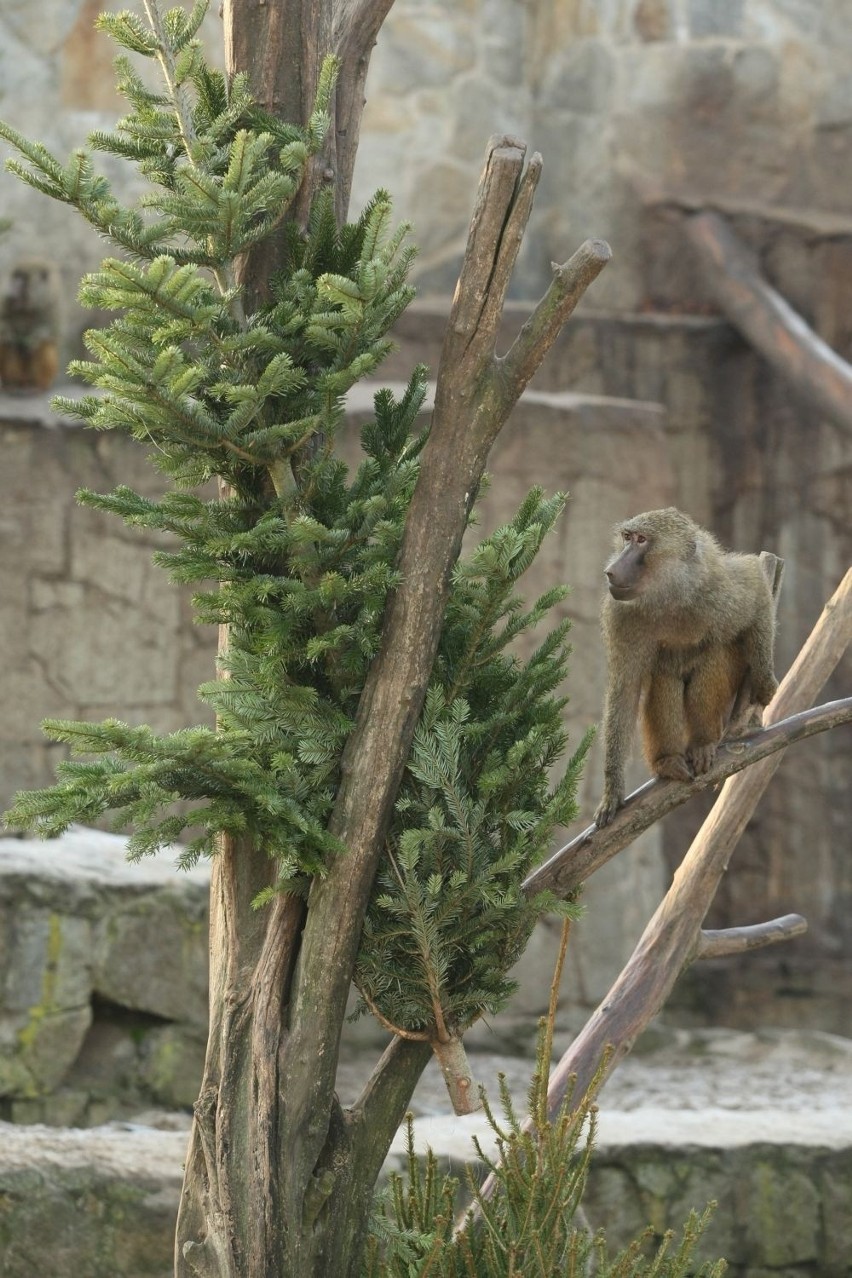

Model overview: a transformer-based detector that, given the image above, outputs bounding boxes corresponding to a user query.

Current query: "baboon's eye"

[635,534,647,545]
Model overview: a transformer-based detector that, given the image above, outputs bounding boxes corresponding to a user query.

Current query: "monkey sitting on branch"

[0,257,61,393]
[594,507,778,827]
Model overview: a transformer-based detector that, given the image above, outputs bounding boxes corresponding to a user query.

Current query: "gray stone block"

[0,828,209,1120]
[0,1120,187,1278]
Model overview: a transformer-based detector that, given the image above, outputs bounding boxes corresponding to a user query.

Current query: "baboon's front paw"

[653,753,693,783]
[594,792,622,827]
[687,742,716,775]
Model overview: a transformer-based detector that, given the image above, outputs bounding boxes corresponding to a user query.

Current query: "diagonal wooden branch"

[696,913,808,960]
[348,1037,433,1186]
[687,211,852,435]
[523,696,852,901]
[543,566,852,1116]
[500,239,612,402]
[280,134,610,1192]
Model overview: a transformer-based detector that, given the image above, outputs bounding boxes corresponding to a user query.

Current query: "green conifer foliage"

[356,490,590,1040]
[364,1019,726,1278]
[1,12,422,876]
[2,2,588,1047]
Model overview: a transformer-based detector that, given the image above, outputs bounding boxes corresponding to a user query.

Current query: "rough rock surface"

[2,0,852,311]
[0,827,208,1124]
[0,1118,187,1278]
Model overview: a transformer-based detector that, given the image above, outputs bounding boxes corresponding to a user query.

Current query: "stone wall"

[1,1108,850,1278]
[0,827,208,1125]
[355,0,852,307]
[3,1,852,313]
[0,395,215,806]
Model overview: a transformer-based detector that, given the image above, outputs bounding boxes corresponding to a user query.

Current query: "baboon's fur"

[594,507,777,827]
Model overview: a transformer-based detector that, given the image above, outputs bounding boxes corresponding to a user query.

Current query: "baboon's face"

[604,529,649,600]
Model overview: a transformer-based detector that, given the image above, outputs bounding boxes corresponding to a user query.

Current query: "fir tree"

[2,29,422,875]
[1,0,587,1102]
[0,3,630,1273]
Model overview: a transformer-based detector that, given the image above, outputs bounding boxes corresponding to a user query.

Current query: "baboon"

[0,258,61,393]
[594,507,778,827]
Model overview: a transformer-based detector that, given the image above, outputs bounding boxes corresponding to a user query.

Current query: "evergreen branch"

[140,0,199,156]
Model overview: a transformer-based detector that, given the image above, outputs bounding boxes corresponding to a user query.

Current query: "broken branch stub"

[696,913,808,960]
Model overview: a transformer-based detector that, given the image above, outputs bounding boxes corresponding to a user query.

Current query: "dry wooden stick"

[696,913,807,960]
[543,566,852,1116]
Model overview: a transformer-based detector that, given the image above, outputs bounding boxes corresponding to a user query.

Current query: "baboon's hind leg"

[642,671,691,782]
[684,645,746,774]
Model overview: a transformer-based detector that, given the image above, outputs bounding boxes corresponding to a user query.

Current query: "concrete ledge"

[387,1106,852,1165]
